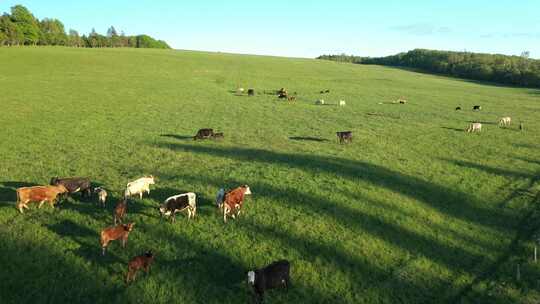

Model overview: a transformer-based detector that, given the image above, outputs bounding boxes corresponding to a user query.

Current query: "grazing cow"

[16,184,69,214]
[50,177,92,197]
[248,89,255,96]
[223,185,252,223]
[237,88,245,94]
[194,128,214,140]
[336,131,353,144]
[248,260,291,304]
[320,90,324,94]
[315,99,325,105]
[287,96,296,102]
[466,122,482,133]
[100,223,135,256]
[94,187,107,208]
[126,251,155,284]
[499,116,511,127]
[473,105,482,111]
[213,132,224,140]
[114,198,128,225]
[159,192,197,222]
[339,100,346,106]
[455,106,462,111]
[215,188,225,209]
[325,89,330,93]
[125,176,155,199]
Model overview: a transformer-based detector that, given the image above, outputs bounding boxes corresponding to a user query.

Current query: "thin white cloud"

[390,23,452,36]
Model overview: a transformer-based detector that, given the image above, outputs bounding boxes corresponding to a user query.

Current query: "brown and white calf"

[159,192,197,222]
[223,185,252,223]
[337,131,353,144]
[16,184,69,214]
[126,251,155,284]
[100,223,135,256]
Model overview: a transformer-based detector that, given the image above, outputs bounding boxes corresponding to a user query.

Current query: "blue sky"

[2,1,539,58]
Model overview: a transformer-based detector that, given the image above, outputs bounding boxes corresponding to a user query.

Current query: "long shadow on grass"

[161,134,194,140]
[443,159,532,180]
[153,143,513,232]
[289,136,329,142]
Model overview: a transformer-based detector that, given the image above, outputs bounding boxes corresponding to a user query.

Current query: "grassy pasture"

[0,47,539,303]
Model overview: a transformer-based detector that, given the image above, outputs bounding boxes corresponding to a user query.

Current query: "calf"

[248,260,291,303]
[223,185,252,223]
[16,184,68,214]
[455,106,462,111]
[126,251,155,284]
[339,100,346,106]
[94,187,107,208]
[114,198,128,225]
[287,96,296,102]
[473,105,482,111]
[520,121,524,131]
[193,128,214,140]
[159,192,197,222]
[337,131,353,144]
[248,89,255,96]
[125,176,155,199]
[100,223,135,256]
[466,122,482,133]
[499,116,511,127]
[315,99,325,105]
[50,177,92,197]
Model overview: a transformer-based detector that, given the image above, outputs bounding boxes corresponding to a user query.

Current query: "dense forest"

[0,5,170,49]
[318,49,540,88]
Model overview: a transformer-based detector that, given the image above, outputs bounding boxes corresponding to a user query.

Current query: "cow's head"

[159,204,171,217]
[124,223,135,231]
[148,175,156,184]
[57,184,69,194]
[243,185,252,195]
[247,270,256,285]
[50,177,59,185]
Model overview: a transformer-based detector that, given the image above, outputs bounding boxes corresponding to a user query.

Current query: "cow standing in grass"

[248,260,291,303]
[126,251,155,284]
[159,192,197,222]
[94,187,107,208]
[499,116,511,127]
[125,176,155,199]
[466,122,482,133]
[16,184,69,213]
[114,198,128,225]
[50,177,92,197]
[100,223,135,256]
[337,131,353,144]
[223,185,252,223]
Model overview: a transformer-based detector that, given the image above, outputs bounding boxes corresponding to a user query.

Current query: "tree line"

[318,49,540,88]
[0,5,170,49]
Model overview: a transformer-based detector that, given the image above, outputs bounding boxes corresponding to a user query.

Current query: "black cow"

[473,105,482,111]
[193,129,214,140]
[50,177,92,197]
[455,106,462,111]
[336,131,353,144]
[159,193,197,222]
[248,89,255,96]
[248,260,290,303]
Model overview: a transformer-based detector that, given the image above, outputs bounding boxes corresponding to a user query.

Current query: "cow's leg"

[139,192,143,199]
[122,237,127,248]
[18,204,25,214]
[102,244,107,256]
[38,200,46,208]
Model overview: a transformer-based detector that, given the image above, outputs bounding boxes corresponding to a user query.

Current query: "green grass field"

[0,47,539,304]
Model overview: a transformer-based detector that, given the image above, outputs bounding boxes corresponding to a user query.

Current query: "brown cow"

[100,223,135,256]
[126,250,155,284]
[223,185,252,223]
[114,198,128,225]
[16,184,69,214]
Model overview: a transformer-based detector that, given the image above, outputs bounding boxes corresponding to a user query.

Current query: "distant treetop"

[0,4,171,49]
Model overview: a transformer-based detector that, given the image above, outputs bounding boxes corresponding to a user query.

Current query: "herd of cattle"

[14,176,289,302]
[457,105,522,133]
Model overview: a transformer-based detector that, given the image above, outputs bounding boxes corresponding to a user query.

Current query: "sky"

[1,0,539,58]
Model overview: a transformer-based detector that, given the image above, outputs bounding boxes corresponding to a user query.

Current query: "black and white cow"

[473,105,482,111]
[159,192,196,222]
[248,260,290,303]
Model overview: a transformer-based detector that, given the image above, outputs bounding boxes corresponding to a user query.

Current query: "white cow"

[499,116,511,127]
[466,123,482,133]
[125,176,156,199]
[339,100,346,106]
[94,187,107,207]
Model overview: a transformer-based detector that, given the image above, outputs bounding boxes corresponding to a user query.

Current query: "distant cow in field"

[248,260,291,304]
[194,128,214,140]
[223,185,252,223]
[94,187,107,208]
[337,131,353,144]
[473,105,482,111]
[339,100,346,106]
[499,116,511,127]
[126,251,155,284]
[287,96,296,102]
[16,184,69,214]
[159,192,197,222]
[237,88,245,94]
[455,106,462,111]
[215,188,225,209]
[213,132,224,139]
[315,99,325,105]
[520,121,524,131]
[114,198,128,225]
[125,176,155,199]
[100,222,135,256]
[248,89,255,96]
[50,177,92,197]
[466,122,482,133]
